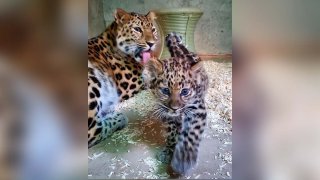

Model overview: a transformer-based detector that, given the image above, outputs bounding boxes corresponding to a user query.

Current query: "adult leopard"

[88,8,157,148]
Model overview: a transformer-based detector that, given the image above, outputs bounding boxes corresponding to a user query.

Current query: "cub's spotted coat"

[143,32,208,174]
[88,8,157,148]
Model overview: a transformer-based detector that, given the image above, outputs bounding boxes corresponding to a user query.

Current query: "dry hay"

[202,60,232,125]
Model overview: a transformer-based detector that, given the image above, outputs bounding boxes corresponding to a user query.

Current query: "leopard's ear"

[114,8,131,24]
[142,58,163,88]
[146,11,156,21]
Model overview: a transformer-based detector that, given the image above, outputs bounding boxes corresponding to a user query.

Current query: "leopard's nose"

[147,42,154,48]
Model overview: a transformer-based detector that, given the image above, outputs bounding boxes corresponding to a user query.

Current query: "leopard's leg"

[88,67,128,148]
[171,105,207,174]
[88,110,128,148]
[157,119,181,163]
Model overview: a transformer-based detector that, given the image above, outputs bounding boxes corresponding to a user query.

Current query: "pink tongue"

[142,52,151,64]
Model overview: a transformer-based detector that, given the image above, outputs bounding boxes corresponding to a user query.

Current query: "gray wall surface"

[88,0,232,54]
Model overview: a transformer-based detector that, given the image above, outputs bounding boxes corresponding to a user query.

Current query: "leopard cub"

[143,33,208,174]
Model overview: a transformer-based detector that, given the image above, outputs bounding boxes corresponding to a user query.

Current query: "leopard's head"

[143,57,202,117]
[113,8,158,63]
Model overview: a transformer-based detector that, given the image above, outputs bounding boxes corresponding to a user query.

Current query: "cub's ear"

[186,53,201,65]
[142,58,163,88]
[191,61,202,72]
[114,8,131,24]
[191,61,204,84]
[145,57,163,75]
[146,11,156,21]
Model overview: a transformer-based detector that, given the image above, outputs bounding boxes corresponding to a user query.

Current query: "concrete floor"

[88,60,232,179]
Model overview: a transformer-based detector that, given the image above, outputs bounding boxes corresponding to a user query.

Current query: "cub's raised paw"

[165,32,183,44]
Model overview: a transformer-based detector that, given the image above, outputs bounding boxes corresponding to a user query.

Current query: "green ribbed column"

[154,8,203,59]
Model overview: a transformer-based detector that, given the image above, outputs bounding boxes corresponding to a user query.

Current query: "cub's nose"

[146,42,154,48]
[171,106,179,111]
[169,104,181,111]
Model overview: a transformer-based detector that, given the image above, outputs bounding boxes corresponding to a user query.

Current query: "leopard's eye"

[133,27,142,33]
[160,87,170,95]
[180,88,190,96]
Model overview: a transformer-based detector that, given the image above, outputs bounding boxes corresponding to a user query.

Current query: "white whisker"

[183,108,195,118]
[153,108,162,118]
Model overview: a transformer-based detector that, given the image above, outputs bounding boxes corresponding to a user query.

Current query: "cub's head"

[143,58,202,117]
[113,8,158,63]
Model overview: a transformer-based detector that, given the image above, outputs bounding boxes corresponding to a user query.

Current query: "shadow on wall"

[88,0,232,55]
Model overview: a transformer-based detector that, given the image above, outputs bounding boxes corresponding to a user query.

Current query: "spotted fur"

[143,33,208,174]
[88,8,157,148]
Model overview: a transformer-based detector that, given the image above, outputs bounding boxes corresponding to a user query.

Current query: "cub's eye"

[180,88,190,96]
[160,88,170,95]
[133,27,142,33]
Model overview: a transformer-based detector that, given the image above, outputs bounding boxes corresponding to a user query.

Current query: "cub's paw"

[171,32,182,43]
[156,148,173,164]
[165,32,183,45]
[171,143,198,174]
